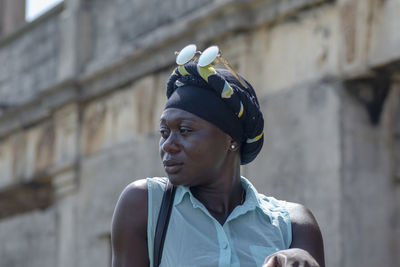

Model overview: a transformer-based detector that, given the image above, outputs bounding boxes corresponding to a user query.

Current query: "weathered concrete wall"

[0,0,25,36]
[0,208,57,267]
[0,0,399,266]
[248,80,342,266]
[84,0,213,75]
[340,82,400,266]
[0,7,61,110]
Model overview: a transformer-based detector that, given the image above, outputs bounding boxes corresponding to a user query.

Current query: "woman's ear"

[229,140,240,152]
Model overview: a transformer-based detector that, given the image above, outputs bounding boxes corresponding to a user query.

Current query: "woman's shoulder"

[241,177,291,217]
[254,192,291,217]
[117,179,149,205]
[112,179,149,227]
[257,195,287,208]
[111,178,168,257]
[146,177,169,191]
[258,199,319,229]
[115,177,168,208]
[111,179,150,265]
[284,202,319,227]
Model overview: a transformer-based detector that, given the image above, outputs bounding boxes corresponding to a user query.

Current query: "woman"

[111,45,325,267]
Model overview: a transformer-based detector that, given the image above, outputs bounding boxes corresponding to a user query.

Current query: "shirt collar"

[173,184,210,215]
[174,184,191,206]
[172,177,276,224]
[173,177,261,211]
[239,176,260,210]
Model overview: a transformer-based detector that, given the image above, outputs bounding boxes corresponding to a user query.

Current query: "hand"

[263,248,320,267]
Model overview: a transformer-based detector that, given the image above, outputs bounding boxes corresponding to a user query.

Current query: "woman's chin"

[166,174,183,185]
[166,174,191,187]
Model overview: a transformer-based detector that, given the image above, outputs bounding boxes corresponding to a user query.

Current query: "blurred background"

[0,0,399,266]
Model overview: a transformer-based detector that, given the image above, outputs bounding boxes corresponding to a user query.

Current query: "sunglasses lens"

[198,46,219,67]
[176,44,197,65]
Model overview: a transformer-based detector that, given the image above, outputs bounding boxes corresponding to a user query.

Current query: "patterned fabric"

[147,177,292,267]
[166,62,264,164]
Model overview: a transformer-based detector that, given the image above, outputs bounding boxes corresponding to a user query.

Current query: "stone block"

[107,86,139,145]
[252,4,340,94]
[132,75,157,135]
[0,137,13,188]
[368,0,400,68]
[0,132,28,186]
[23,126,40,180]
[10,132,26,182]
[1,0,25,36]
[218,33,251,77]
[57,0,90,81]
[34,122,56,173]
[54,103,79,168]
[53,170,77,199]
[81,97,108,156]
[337,0,372,77]
[81,74,159,156]
[56,194,77,267]
[81,84,135,156]
[14,121,56,181]
[152,70,170,132]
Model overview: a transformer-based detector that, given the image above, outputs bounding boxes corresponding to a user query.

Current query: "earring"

[230,144,235,150]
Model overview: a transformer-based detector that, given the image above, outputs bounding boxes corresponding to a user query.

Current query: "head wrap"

[165,62,264,165]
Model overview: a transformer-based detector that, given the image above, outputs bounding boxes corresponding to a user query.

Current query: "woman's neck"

[190,164,243,225]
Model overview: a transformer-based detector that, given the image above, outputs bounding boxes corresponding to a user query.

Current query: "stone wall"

[0,0,399,266]
[0,4,61,113]
[0,0,25,37]
[248,80,343,266]
[340,80,400,266]
[0,208,57,267]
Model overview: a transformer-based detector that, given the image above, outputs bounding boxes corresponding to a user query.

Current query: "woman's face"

[159,108,232,186]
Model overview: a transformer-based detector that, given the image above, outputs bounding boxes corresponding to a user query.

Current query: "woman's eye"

[159,128,169,138]
[179,127,192,135]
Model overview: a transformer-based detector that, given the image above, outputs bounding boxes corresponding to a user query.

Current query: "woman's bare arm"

[287,202,325,266]
[111,179,149,267]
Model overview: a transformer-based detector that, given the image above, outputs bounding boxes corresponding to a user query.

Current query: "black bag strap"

[153,180,176,267]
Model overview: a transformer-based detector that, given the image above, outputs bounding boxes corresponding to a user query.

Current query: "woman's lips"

[163,160,183,174]
[164,164,183,174]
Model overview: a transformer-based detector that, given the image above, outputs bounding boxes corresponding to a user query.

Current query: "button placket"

[215,222,232,267]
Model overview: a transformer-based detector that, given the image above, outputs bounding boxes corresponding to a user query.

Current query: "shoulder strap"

[153,180,176,267]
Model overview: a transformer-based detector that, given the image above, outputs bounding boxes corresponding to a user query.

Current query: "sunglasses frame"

[175,44,249,89]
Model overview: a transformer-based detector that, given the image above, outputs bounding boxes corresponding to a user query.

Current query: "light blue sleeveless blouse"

[147,177,292,267]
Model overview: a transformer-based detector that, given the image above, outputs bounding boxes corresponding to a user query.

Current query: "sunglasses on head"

[175,44,249,89]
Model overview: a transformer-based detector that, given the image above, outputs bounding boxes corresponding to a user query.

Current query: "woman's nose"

[161,132,180,154]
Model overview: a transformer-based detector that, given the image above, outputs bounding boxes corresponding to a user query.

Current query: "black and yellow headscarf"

[165,62,264,165]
